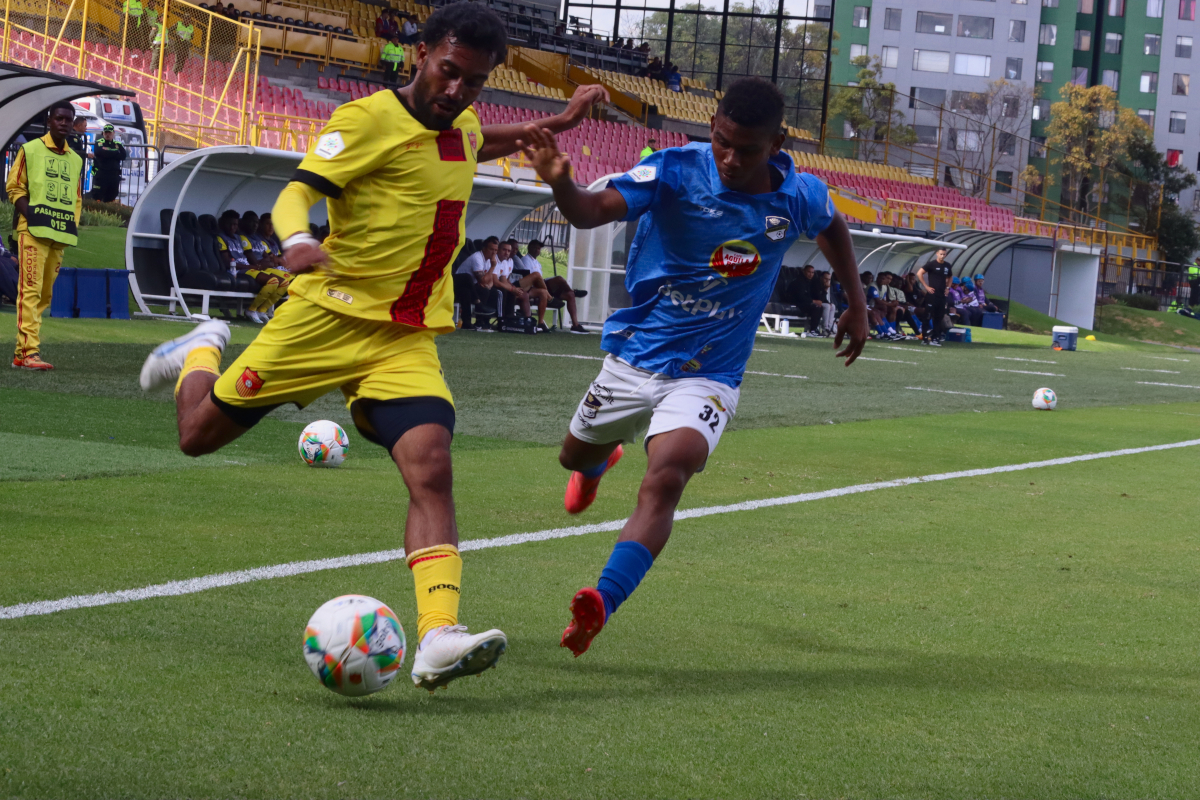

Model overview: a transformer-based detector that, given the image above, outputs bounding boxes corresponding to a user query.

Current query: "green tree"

[1043,84,1146,223]
[826,55,915,163]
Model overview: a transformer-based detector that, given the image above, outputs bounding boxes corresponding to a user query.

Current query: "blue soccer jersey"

[602,143,834,387]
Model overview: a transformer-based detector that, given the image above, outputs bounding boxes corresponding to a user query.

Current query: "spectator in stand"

[622,38,634,50]
[639,137,657,160]
[667,64,682,92]
[611,36,623,48]
[509,237,587,333]
[400,13,419,43]
[916,247,952,345]
[224,3,239,22]
[375,8,399,39]
[644,56,663,81]
[638,41,651,54]
[453,236,500,330]
[380,33,406,86]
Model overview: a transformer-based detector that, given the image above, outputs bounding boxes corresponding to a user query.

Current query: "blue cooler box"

[1052,325,1078,351]
[106,269,130,319]
[49,267,77,317]
[981,311,1004,329]
[75,269,108,318]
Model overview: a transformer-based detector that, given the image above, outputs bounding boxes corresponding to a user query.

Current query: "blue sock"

[579,459,610,479]
[596,541,654,619]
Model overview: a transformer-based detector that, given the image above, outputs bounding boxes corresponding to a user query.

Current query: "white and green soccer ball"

[298,420,349,467]
[304,594,406,697]
[1032,387,1058,410]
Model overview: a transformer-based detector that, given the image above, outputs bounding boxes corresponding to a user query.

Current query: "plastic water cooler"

[1052,326,1078,351]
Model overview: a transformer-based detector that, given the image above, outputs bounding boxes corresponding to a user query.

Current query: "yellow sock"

[407,544,462,642]
[250,279,279,312]
[174,345,222,398]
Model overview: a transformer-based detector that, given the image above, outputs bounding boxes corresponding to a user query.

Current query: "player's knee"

[402,447,453,496]
[641,462,691,503]
[178,427,213,458]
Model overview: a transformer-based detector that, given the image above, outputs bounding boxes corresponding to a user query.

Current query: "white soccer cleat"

[410,624,507,693]
[139,319,231,391]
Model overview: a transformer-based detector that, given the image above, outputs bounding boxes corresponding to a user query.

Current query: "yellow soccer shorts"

[211,294,454,448]
[14,231,68,358]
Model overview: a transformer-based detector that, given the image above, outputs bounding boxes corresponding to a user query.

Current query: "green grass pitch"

[2,307,1200,798]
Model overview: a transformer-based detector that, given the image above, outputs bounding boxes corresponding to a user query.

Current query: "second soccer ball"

[1032,387,1058,410]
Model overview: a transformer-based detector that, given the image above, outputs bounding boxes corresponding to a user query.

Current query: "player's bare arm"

[520,125,628,229]
[477,84,610,162]
[817,211,868,366]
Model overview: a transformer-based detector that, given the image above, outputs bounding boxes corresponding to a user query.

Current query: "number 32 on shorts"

[698,396,724,432]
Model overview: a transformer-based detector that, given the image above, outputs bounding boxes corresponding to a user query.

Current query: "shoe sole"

[139,323,229,391]
[11,363,52,370]
[411,634,507,693]
[561,587,605,657]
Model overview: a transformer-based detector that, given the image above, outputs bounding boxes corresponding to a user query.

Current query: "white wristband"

[282,232,320,251]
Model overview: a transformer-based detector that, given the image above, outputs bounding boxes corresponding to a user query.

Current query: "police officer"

[68,117,89,184]
[173,14,195,73]
[380,33,405,86]
[90,124,127,203]
[122,0,145,48]
[916,247,952,346]
[639,137,657,160]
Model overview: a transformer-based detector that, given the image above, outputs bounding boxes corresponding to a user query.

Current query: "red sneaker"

[564,444,623,514]
[12,354,53,370]
[560,587,606,657]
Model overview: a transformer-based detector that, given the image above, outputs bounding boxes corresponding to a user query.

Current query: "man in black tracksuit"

[90,124,127,203]
[916,247,952,346]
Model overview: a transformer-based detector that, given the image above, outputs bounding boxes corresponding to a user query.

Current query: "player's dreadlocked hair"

[422,2,508,67]
[716,77,785,132]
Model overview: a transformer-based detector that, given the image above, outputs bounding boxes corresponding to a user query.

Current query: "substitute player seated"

[215,209,285,324]
[239,210,292,321]
[519,76,868,657]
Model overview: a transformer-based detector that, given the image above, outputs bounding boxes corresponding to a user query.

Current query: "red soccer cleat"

[560,587,606,657]
[564,444,623,514]
[12,353,53,370]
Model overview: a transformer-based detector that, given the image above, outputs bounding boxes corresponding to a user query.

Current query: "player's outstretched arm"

[817,211,869,366]
[273,180,330,275]
[519,125,628,229]
[478,84,610,162]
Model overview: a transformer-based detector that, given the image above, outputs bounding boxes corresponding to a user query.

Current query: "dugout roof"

[0,61,134,151]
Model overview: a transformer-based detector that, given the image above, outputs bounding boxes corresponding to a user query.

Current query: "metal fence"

[0,0,261,148]
[4,139,165,207]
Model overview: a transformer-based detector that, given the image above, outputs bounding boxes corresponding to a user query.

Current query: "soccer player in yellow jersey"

[139,1,609,693]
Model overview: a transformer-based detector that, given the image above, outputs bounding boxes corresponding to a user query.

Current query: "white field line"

[883,345,937,354]
[906,386,1003,398]
[1147,356,1190,362]
[752,348,776,352]
[1121,367,1182,374]
[994,368,1065,377]
[745,371,808,379]
[859,357,918,365]
[995,356,1058,364]
[514,351,605,361]
[5,438,1199,621]
[1137,381,1200,389]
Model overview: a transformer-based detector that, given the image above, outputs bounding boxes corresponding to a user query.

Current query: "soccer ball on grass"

[1032,387,1057,410]
[298,420,348,467]
[303,595,406,696]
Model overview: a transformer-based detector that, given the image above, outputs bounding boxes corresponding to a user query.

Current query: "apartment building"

[832,1,1200,214]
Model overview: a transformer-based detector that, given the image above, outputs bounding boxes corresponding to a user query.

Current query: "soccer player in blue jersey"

[520,77,870,656]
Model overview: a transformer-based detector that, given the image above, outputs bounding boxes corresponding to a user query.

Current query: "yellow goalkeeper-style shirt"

[275,90,482,331]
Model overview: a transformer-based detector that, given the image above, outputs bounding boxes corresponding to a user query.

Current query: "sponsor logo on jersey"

[235,368,263,398]
[436,129,466,161]
[326,288,353,304]
[709,239,761,278]
[628,165,656,183]
[658,282,740,319]
[314,131,345,159]
[764,215,791,242]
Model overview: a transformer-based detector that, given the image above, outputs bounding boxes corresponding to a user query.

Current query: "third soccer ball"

[303,595,406,697]
[1032,387,1057,410]
[298,420,348,467]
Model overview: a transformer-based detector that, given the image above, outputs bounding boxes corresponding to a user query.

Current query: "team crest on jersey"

[706,395,726,413]
[764,215,791,242]
[468,131,478,152]
[314,131,345,159]
[235,368,263,398]
[627,165,656,183]
[710,240,761,278]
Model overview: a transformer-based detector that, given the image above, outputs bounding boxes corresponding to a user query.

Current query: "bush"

[1113,292,1160,310]
[0,200,127,244]
[1095,295,1118,306]
[82,197,132,224]
[80,208,127,227]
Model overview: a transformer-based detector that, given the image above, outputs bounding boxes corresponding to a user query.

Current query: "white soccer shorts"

[568,355,740,456]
